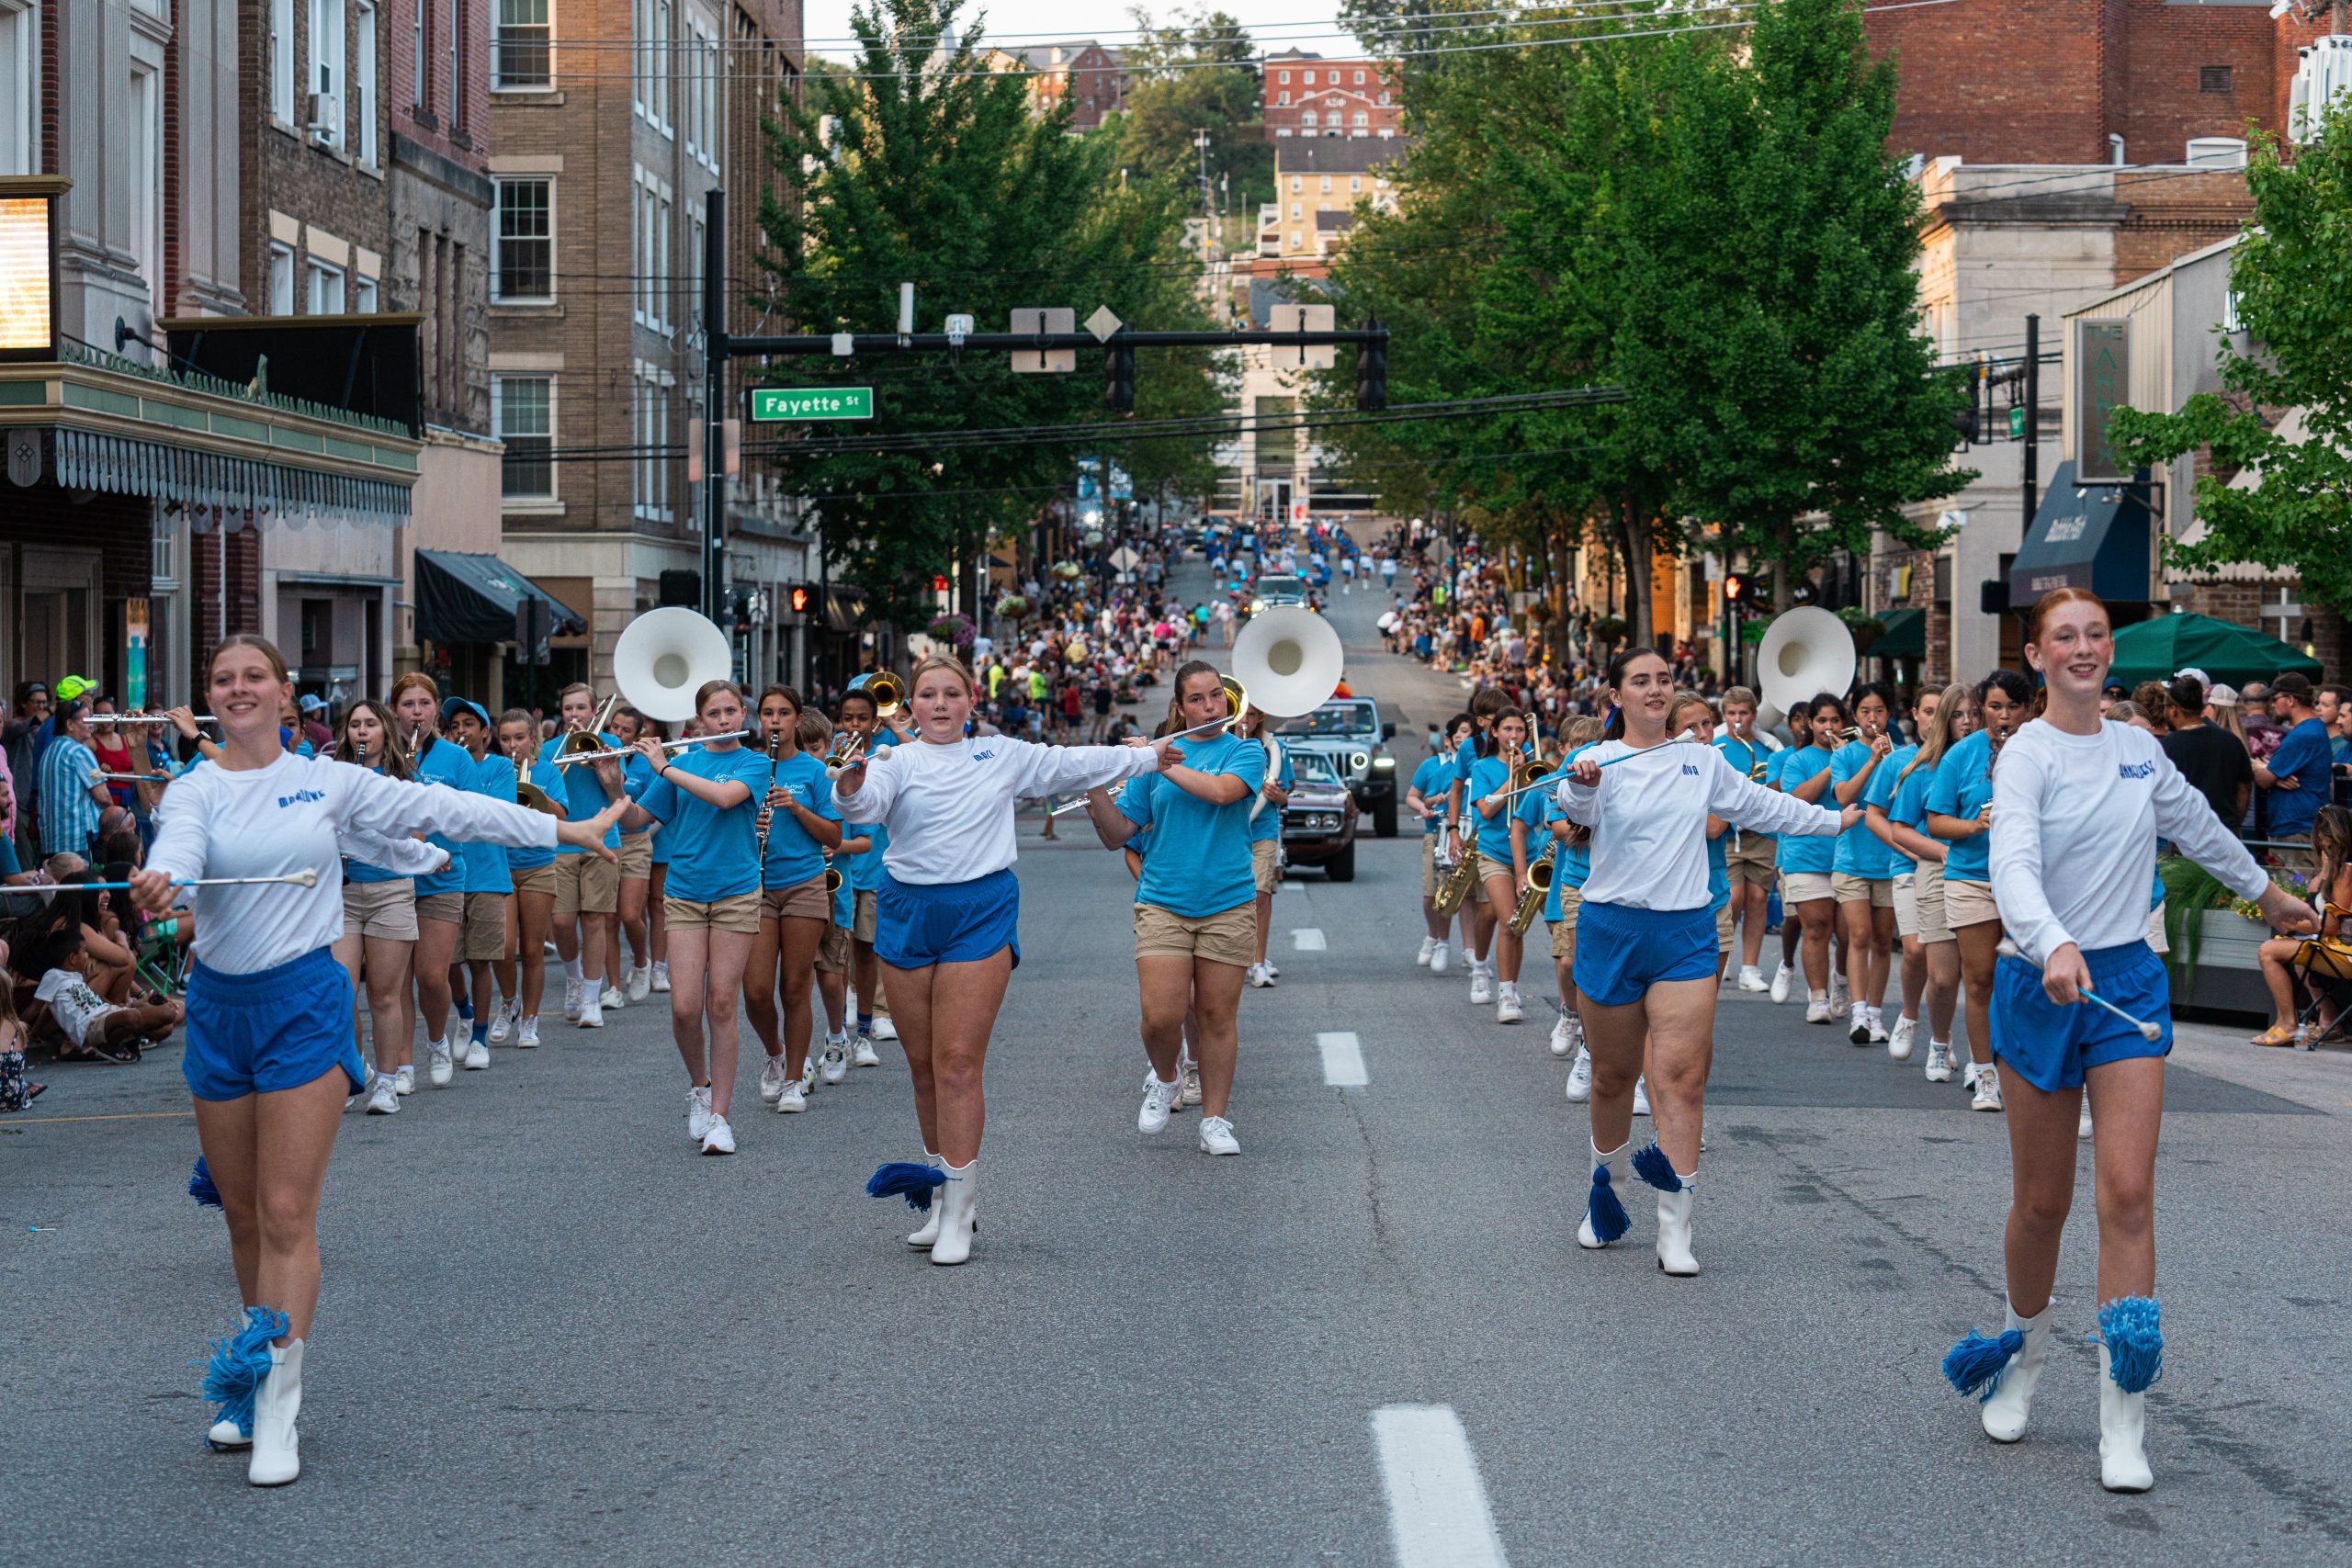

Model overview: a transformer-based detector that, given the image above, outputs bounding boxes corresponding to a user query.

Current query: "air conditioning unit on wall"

[308,92,340,140]
[2289,36,2352,145]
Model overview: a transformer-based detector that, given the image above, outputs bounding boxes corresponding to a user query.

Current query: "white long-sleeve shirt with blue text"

[834,736,1161,886]
[1562,740,1844,910]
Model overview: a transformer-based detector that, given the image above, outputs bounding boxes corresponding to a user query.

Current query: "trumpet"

[1508,843,1557,937]
[553,730,753,768]
[822,729,869,777]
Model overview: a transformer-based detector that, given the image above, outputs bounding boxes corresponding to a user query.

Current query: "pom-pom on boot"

[930,1159,978,1267]
[247,1338,304,1487]
[2094,1296,2162,1493]
[1978,1301,2052,1441]
[905,1152,944,1249]
[201,1306,284,1450]
[1576,1141,1630,1249]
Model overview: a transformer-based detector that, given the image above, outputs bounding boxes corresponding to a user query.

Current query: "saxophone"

[1507,841,1557,936]
[1433,808,1481,918]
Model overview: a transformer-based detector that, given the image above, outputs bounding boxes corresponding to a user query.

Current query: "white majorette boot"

[906,1152,944,1249]
[202,1304,284,1452]
[930,1159,978,1267]
[1634,1144,1699,1275]
[247,1338,304,1486]
[1576,1141,1631,1249]
[1979,1300,2053,1442]
[2094,1296,2162,1493]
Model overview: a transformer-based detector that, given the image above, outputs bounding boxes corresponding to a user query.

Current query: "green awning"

[1873,606,1926,661]
[2108,612,2322,689]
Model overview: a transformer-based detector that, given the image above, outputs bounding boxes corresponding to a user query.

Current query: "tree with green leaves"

[2110,103,2352,619]
[1108,8,1272,217]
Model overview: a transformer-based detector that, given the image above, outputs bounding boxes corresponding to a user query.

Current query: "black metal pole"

[2022,311,2040,529]
[703,188,728,630]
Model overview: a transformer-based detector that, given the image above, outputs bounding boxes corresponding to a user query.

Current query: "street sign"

[2008,405,2025,439]
[1109,546,1141,571]
[750,387,873,422]
[1269,303,1337,370]
[1008,308,1076,372]
[1086,305,1124,343]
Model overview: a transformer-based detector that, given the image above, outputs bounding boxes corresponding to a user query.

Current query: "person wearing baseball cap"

[297,694,333,753]
[2256,673,2332,875]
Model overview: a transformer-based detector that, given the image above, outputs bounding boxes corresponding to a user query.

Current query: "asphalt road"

[6,543,2350,1567]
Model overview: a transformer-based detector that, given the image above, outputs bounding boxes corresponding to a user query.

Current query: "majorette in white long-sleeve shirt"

[1988,717,2265,965]
[833,735,1161,886]
[147,752,560,976]
[1560,739,1844,909]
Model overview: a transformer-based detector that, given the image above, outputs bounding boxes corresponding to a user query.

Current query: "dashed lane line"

[1293,928,1329,951]
[1318,1031,1369,1088]
[1371,1404,1511,1568]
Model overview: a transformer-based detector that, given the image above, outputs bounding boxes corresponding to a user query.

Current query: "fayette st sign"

[749,387,874,422]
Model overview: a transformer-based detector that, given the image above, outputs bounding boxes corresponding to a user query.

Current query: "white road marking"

[1372,1404,1510,1568]
[1293,927,1328,951]
[1318,1031,1368,1088]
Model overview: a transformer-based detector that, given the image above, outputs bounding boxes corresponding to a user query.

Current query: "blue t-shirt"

[538,732,624,852]
[759,751,841,891]
[463,751,518,894]
[635,745,771,903]
[343,763,408,885]
[1714,736,1775,843]
[412,736,475,896]
[1865,745,1923,874]
[1774,746,1837,874]
[1468,753,1524,863]
[2267,716,2333,839]
[1411,753,1452,837]
[1885,752,1939,871]
[1707,828,1729,913]
[1923,728,1996,883]
[621,753,659,857]
[842,743,894,892]
[1250,739,1295,845]
[1118,732,1266,918]
[1830,741,1895,880]
[508,760,563,872]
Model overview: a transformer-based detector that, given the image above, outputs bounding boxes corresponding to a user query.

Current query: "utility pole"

[2021,312,2040,529]
[701,188,728,628]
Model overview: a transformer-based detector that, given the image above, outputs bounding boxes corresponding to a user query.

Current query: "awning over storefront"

[2008,460,2154,604]
[415,550,585,645]
[1873,606,1926,661]
[52,428,411,530]
[824,586,868,634]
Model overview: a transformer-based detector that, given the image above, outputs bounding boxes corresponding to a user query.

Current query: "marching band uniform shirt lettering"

[411,739,475,897]
[1772,745,1837,876]
[759,751,841,890]
[1922,728,1996,883]
[148,753,560,975]
[834,736,1160,886]
[1988,719,2265,966]
[1118,733,1266,917]
[635,747,772,904]
[1830,740,1896,879]
[1562,743,1843,911]
[537,732,624,852]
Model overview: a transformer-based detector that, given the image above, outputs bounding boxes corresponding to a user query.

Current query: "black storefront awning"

[1874,605,1925,661]
[415,549,585,645]
[824,586,869,634]
[2008,460,2154,604]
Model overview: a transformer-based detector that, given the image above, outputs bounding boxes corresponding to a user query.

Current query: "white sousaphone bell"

[613,606,736,723]
[1754,605,1857,730]
[1232,606,1345,719]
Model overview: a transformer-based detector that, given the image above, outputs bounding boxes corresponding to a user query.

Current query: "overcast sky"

[799,0,1363,62]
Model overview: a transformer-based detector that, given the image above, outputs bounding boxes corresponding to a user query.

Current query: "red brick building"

[985,42,1127,131]
[1261,51,1400,141]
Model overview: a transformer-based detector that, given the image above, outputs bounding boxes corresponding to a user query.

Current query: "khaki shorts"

[1943,876,2001,931]
[1548,886,1584,955]
[510,860,556,899]
[555,852,619,916]
[1892,871,1919,938]
[617,829,653,881]
[2148,899,2169,956]
[1832,872,1894,908]
[1724,833,1777,890]
[1714,898,1734,954]
[1913,863,1955,945]
[1133,900,1255,967]
[413,890,465,927]
[853,887,878,943]
[460,891,508,961]
[341,877,418,942]
[1422,835,1440,897]
[1781,870,1836,907]
[1251,838,1280,897]
[664,889,763,934]
[814,920,851,974]
[761,872,831,923]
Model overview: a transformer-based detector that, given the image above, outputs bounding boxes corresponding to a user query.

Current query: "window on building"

[355,2,378,165]
[1288,231,1301,250]
[1289,201,1300,220]
[2199,64,2232,95]
[2186,136,2246,169]
[1379,91,1390,106]
[355,274,379,312]
[306,258,347,314]
[1352,111,1367,127]
[0,0,34,175]
[495,0,552,89]
[412,0,426,107]
[1377,128,1394,140]
[1289,175,1301,192]
[309,0,344,144]
[271,0,296,122]
[1353,69,1364,84]
[492,176,553,301]
[1302,110,1316,129]
[1319,175,1331,193]
[266,243,296,313]
[128,64,160,321]
[449,0,462,125]
[654,0,673,130]
[1349,175,1361,193]
[1277,91,1288,107]
[495,375,555,499]
[1277,70,1288,83]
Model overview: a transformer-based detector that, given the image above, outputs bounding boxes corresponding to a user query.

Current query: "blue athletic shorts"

[182,945,364,1102]
[1990,940,2171,1092]
[1572,900,1718,1006]
[876,868,1021,971]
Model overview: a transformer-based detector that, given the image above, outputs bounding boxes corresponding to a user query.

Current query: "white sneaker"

[1139,1074,1182,1134]
[1849,1002,1872,1045]
[872,1013,897,1042]
[1549,1015,1576,1058]
[1496,987,1524,1024]
[1266,960,1280,978]
[627,964,651,1003]
[517,1016,540,1048]
[687,1085,713,1142]
[1736,964,1768,992]
[1962,1059,1982,1090]
[820,1040,849,1085]
[1828,976,1850,1013]
[1868,1011,1889,1044]
[562,976,582,1021]
[1805,992,1833,1025]
[775,1080,808,1113]
[393,1066,416,1096]
[1430,941,1451,976]
[1247,962,1273,988]
[487,999,513,1043]
[800,1055,818,1095]
[650,961,671,993]
[1417,935,1437,966]
[427,1040,454,1088]
[1972,1065,2005,1112]
[700,1114,736,1155]
[1769,961,1793,1004]
[1468,969,1494,1006]
[462,1038,489,1071]
[759,1055,790,1103]
[599,983,625,1011]
[1565,1044,1593,1103]
[852,1033,882,1067]
[1887,1014,1917,1062]
[2078,1102,2094,1140]
[578,994,604,1029]
[365,1073,400,1115]
[1632,1077,1651,1117]
[1923,1040,1953,1082]
[1197,1115,1240,1155]
[1181,1060,1203,1107]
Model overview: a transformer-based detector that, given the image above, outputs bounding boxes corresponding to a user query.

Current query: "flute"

[553,730,754,768]
[85,712,220,728]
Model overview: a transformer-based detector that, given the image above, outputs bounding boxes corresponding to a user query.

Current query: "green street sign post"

[751,387,874,422]
[2008,405,2025,439]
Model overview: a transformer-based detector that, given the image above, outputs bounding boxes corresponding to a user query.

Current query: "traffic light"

[1354,319,1386,412]
[1104,342,1136,416]
[1724,573,1770,614]
[932,574,950,592]
[786,583,814,617]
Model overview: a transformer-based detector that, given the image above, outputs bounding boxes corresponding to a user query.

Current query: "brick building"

[1261,50,1400,141]
[981,41,1126,131]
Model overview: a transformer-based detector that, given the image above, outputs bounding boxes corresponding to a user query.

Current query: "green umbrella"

[2107,612,2323,690]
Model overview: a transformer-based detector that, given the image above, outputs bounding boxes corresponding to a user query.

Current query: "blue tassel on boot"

[188,1156,222,1210]
[867,1160,948,1212]
[1586,1164,1630,1245]
[200,1305,288,1441]
[2092,1296,2165,1393]
[1632,1144,1684,1192]
[1942,1327,2024,1402]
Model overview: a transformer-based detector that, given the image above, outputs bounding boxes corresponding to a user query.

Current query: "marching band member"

[1860,685,1942,1064]
[839,656,1171,1266]
[1524,716,1602,1083]
[138,634,620,1487]
[1762,703,1815,1004]
[330,701,420,1112]
[1468,709,1535,1023]
[390,675,471,1085]
[1926,670,2032,1111]
[494,708,564,1050]
[740,686,842,1113]
[445,699,514,1070]
[615,680,770,1155]
[1776,694,1845,1026]
[1444,689,1511,999]
[608,706,660,1006]
[797,705,858,1089]
[1562,649,1855,1275]
[1409,715,1473,974]
[538,684,624,1030]
[1240,705,1293,990]
[1940,589,2312,1492]
[1713,689,1778,991]
[1883,685,1972,1079]
[836,682,900,1062]
[1666,694,1738,983]
[1830,683,1899,1044]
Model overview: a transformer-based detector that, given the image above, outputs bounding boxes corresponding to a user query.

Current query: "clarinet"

[753,728,781,888]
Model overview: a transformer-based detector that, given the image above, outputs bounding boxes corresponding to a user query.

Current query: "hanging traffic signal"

[1354,318,1387,412]
[1724,573,1745,604]
[1104,342,1136,416]
[787,584,814,615]
[932,574,950,592]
